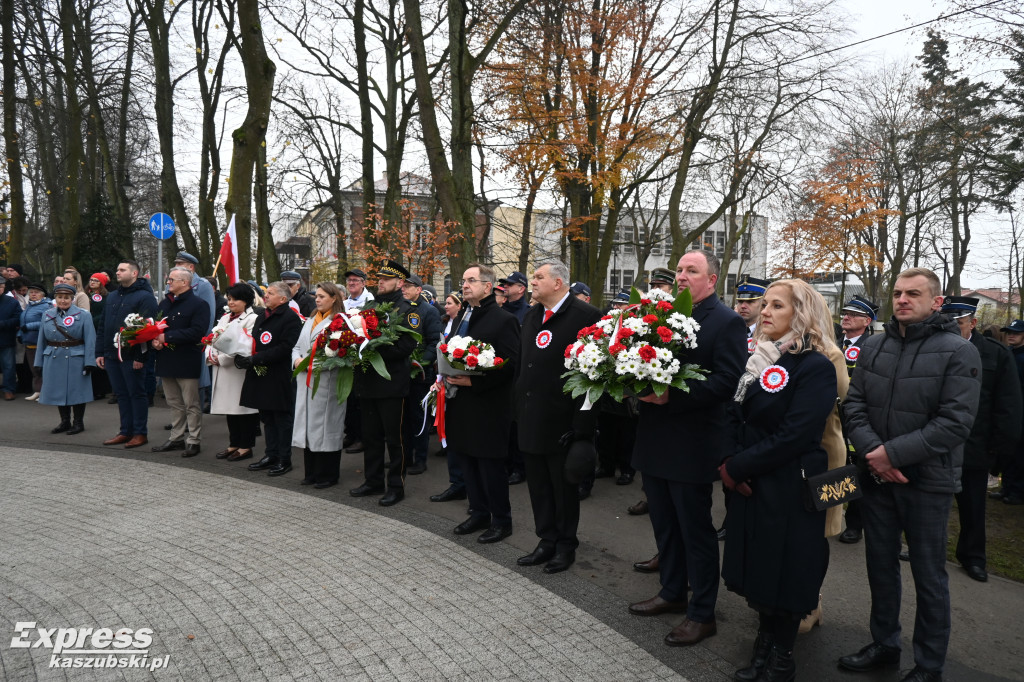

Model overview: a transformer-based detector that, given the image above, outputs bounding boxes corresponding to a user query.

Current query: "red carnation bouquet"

[292,302,420,404]
[116,313,168,360]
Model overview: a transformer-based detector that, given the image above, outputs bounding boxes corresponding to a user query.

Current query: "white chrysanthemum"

[347,314,364,331]
[622,317,650,335]
[324,345,337,358]
[329,331,342,340]
[644,288,674,302]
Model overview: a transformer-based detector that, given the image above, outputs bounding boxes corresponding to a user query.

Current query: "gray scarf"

[733,330,799,403]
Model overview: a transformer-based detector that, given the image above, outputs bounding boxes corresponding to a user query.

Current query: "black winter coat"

[154,288,211,378]
[293,287,316,317]
[239,304,303,411]
[515,294,602,454]
[722,350,837,616]
[502,295,528,324]
[97,277,158,361]
[445,294,520,459]
[0,295,20,348]
[845,313,981,494]
[963,333,1022,470]
[353,289,418,399]
[632,292,748,484]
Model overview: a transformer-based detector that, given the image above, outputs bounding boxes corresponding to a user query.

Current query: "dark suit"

[240,304,303,464]
[446,294,520,527]
[632,291,746,623]
[516,293,602,552]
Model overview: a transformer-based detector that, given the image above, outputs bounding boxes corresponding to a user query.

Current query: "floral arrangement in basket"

[115,313,168,360]
[562,286,705,405]
[292,303,420,404]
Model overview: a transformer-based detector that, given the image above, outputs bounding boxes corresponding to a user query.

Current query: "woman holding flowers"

[208,283,260,462]
[291,282,348,488]
[720,279,839,682]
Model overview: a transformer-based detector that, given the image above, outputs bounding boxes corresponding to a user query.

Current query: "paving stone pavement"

[0,446,684,682]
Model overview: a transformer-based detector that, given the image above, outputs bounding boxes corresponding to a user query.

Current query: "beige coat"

[207,310,258,415]
[822,343,851,537]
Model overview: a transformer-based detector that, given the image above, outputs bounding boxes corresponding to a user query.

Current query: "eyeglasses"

[459,278,486,286]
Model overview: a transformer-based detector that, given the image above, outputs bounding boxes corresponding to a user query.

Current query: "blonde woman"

[720,279,839,682]
[62,267,91,312]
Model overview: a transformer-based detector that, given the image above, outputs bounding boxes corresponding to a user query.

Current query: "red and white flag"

[218,216,239,284]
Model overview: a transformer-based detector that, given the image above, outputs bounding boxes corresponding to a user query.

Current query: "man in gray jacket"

[838,268,981,682]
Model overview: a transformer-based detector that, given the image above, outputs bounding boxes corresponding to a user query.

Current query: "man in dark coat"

[282,270,316,317]
[0,291,20,399]
[839,268,981,682]
[995,319,1024,505]
[445,264,521,543]
[628,250,746,648]
[498,271,529,324]
[96,260,158,448]
[349,259,419,507]
[402,274,445,476]
[515,261,602,573]
[942,297,1021,582]
[237,281,303,476]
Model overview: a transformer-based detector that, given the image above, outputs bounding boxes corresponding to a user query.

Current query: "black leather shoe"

[216,448,237,460]
[965,564,988,582]
[517,545,556,566]
[300,478,315,486]
[616,472,635,485]
[267,462,292,476]
[900,666,943,682]
[51,422,71,434]
[164,423,172,430]
[454,516,490,535]
[313,480,337,489]
[349,483,385,497]
[430,486,467,502]
[507,471,525,485]
[839,527,863,544]
[182,443,200,458]
[478,525,512,544]
[248,456,278,471]
[578,485,591,501]
[67,422,85,435]
[838,642,900,672]
[407,461,427,475]
[543,551,575,574]
[151,439,186,452]
[379,489,404,506]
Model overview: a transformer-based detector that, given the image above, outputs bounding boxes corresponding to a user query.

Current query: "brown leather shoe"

[124,435,148,449]
[628,595,688,617]
[103,434,131,445]
[3,391,14,400]
[665,618,717,646]
[633,553,660,573]
[627,499,649,515]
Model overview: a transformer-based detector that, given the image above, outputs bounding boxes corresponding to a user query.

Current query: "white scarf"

[733,330,799,403]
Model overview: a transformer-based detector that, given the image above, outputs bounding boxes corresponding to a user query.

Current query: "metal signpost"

[148,212,176,292]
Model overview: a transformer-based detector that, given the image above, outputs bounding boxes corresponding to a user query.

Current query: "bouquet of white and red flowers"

[562,287,705,405]
[438,336,506,372]
[293,303,420,404]
[116,313,168,360]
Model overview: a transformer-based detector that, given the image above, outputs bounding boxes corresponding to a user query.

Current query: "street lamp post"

[942,247,950,295]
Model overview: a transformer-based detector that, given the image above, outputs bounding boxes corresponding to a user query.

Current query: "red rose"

[338,348,348,357]
[643,314,658,324]
[494,357,504,366]
[330,316,346,331]
[609,343,626,355]
[656,326,673,342]
[468,345,481,356]
[439,343,448,353]
[638,345,657,362]
[656,300,673,311]
[328,338,340,350]
[465,355,479,367]
[453,348,466,359]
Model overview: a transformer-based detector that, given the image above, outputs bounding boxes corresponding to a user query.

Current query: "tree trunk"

[59,0,83,266]
[1,0,26,262]
[255,142,279,281]
[225,0,275,282]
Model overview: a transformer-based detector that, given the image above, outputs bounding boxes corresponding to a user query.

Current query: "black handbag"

[802,396,864,511]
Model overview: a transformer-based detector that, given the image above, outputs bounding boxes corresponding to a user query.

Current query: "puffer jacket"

[19,297,52,345]
[844,312,981,494]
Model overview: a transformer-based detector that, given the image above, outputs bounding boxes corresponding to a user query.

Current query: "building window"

[725,273,736,296]
[608,268,635,293]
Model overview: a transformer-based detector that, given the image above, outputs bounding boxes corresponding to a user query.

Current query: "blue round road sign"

[148,212,176,240]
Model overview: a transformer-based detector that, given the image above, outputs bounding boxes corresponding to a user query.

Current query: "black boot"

[734,632,773,681]
[52,406,71,433]
[756,646,795,682]
[67,404,85,435]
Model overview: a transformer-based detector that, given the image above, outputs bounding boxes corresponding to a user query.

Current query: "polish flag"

[218,216,239,284]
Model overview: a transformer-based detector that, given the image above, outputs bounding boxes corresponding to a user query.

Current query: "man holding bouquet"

[515,261,602,573]
[628,250,746,646]
[443,264,520,543]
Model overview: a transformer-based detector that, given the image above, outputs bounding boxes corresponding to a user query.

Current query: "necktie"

[843,338,851,349]
[543,310,553,324]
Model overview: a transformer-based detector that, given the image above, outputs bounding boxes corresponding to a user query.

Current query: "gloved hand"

[82,366,93,376]
[234,355,254,370]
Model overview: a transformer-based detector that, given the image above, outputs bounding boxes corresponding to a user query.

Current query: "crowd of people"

[2,251,1021,682]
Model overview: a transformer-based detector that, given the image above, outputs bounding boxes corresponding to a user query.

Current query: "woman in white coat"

[292,282,347,488]
[208,283,260,461]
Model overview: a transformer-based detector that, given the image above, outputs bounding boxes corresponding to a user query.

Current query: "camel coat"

[822,343,851,537]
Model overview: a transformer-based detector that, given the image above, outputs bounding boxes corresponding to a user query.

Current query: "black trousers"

[345,395,362,441]
[260,408,293,464]
[458,452,511,527]
[596,412,636,476]
[523,449,579,553]
[505,423,525,477]
[845,498,864,531]
[403,378,431,465]
[643,474,719,623]
[954,468,988,569]
[361,396,406,490]
[226,413,260,449]
[304,447,341,484]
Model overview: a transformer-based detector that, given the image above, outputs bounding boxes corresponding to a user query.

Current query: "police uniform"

[735,275,770,354]
[350,260,419,506]
[403,277,444,474]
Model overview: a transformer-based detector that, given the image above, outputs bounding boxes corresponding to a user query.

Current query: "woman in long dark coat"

[720,279,839,682]
[87,272,111,399]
